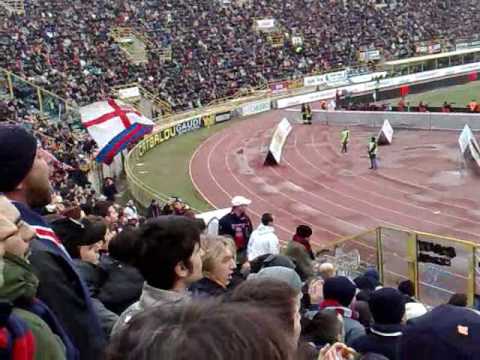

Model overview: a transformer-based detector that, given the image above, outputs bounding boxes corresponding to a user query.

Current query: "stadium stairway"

[110,28,149,65]
[0,0,24,14]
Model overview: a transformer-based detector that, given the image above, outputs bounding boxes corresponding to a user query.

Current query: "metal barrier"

[330,226,478,306]
[315,110,480,131]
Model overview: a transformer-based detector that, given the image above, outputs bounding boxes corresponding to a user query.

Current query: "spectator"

[320,276,365,345]
[351,288,406,360]
[397,280,428,322]
[0,201,73,359]
[106,301,297,360]
[218,195,253,262]
[303,310,344,350]
[92,201,119,226]
[397,280,415,303]
[102,178,118,202]
[51,216,119,337]
[230,277,302,347]
[318,263,336,280]
[123,200,138,222]
[448,293,468,307]
[190,235,237,297]
[0,125,106,360]
[146,199,161,218]
[113,216,203,334]
[400,305,480,359]
[98,229,144,315]
[249,253,297,274]
[247,213,280,261]
[285,225,315,280]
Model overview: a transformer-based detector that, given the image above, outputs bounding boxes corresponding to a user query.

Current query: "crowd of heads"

[2,0,480,358]
[2,132,480,360]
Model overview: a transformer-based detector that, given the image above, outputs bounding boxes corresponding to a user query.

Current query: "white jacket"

[247,224,280,261]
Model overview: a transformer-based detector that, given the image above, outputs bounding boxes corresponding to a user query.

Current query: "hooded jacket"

[247,224,280,261]
[0,253,70,360]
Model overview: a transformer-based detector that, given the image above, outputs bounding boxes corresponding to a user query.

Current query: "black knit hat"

[0,125,38,192]
[323,276,357,307]
[369,288,406,325]
[296,225,312,238]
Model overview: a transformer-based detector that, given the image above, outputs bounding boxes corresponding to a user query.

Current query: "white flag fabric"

[79,99,154,163]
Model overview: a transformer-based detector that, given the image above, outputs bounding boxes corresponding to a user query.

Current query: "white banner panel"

[256,19,275,29]
[276,89,337,108]
[378,119,394,145]
[304,74,327,87]
[240,99,272,116]
[268,118,292,164]
[459,124,474,154]
[118,87,140,99]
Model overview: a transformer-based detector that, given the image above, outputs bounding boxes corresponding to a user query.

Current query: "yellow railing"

[0,67,75,115]
[331,226,479,306]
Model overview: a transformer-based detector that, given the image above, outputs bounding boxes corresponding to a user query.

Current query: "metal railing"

[331,226,479,307]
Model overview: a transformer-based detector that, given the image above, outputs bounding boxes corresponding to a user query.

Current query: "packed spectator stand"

[2,0,480,359]
[2,0,480,111]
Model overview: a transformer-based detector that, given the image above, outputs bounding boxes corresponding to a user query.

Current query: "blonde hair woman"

[190,235,237,297]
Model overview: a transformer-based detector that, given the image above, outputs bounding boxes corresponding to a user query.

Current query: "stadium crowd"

[2,0,480,359]
[1,0,480,111]
[1,122,480,359]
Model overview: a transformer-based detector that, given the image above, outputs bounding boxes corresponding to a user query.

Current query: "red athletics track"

[189,109,480,248]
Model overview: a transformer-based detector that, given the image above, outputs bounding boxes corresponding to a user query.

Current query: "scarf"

[2,254,79,360]
[319,299,358,320]
[0,312,35,360]
[292,234,314,260]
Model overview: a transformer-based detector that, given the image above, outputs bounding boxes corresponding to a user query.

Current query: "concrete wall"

[313,110,480,131]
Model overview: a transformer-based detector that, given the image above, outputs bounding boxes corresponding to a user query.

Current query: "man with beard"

[0,124,105,360]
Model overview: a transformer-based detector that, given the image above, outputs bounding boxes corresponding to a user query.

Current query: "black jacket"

[218,211,253,251]
[73,260,119,336]
[98,256,144,315]
[350,323,404,360]
[190,277,228,298]
[16,202,106,360]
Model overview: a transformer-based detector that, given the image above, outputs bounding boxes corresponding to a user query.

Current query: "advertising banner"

[378,119,394,145]
[215,111,231,123]
[304,74,327,87]
[240,99,272,116]
[138,117,203,157]
[265,118,292,165]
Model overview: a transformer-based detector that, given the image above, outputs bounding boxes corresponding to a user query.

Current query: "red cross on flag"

[80,99,154,164]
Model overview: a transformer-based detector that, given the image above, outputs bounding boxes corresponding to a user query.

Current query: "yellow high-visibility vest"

[369,141,378,155]
[341,130,350,143]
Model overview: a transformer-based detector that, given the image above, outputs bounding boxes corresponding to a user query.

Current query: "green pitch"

[386,80,480,107]
[131,121,234,212]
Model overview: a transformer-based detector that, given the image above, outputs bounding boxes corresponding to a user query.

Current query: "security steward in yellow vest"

[302,103,312,125]
[341,128,350,153]
[368,137,378,170]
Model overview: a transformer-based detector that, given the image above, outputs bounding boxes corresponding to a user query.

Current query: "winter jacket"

[15,202,106,360]
[190,277,228,298]
[73,260,119,337]
[284,241,314,281]
[112,282,190,335]
[98,256,144,315]
[247,224,280,261]
[350,323,404,360]
[0,253,67,360]
[218,211,253,251]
